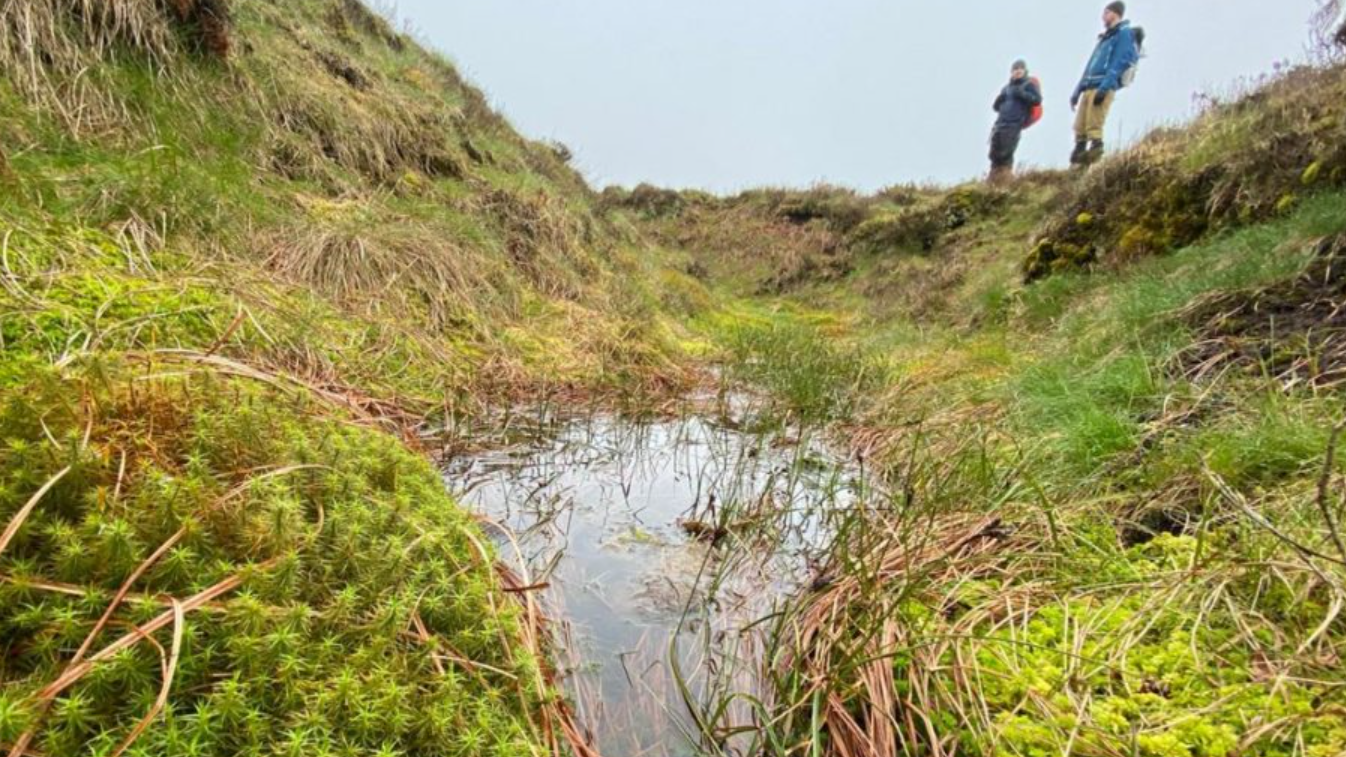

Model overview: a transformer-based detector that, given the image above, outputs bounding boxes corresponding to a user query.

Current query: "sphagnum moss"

[0,361,550,756]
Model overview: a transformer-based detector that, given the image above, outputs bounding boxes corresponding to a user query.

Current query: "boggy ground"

[605,64,1346,757]
[5,2,1346,757]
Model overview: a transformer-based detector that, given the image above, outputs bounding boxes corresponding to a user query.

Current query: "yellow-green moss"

[0,361,548,755]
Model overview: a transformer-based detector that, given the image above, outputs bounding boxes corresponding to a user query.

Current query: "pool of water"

[443,409,865,756]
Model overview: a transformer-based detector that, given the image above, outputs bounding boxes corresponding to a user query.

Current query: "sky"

[389,1,1318,193]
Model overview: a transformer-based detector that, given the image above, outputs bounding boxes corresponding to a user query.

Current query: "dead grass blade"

[779,516,1011,757]
[109,599,185,757]
[489,520,605,757]
[72,528,188,663]
[0,467,72,559]
[1,527,191,757]
[7,563,267,757]
[128,349,423,440]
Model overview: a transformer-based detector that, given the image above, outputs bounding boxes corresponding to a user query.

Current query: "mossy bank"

[0,1,682,755]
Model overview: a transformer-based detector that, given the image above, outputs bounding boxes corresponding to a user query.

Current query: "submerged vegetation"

[4,1,1346,756]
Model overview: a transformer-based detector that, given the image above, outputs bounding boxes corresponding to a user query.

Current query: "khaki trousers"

[1074,89,1116,141]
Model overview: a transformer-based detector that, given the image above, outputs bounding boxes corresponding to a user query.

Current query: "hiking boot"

[1085,140,1106,165]
[1069,140,1089,166]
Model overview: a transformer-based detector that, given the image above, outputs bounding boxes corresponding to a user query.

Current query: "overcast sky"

[390,1,1317,193]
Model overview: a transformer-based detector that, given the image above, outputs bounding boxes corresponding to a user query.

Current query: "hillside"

[606,64,1346,757]
[4,3,1346,757]
[1,0,687,405]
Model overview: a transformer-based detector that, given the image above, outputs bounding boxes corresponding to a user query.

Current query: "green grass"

[7,5,1346,757]
[1026,64,1346,280]
[1014,350,1159,476]
[0,4,694,752]
[0,213,559,757]
[0,0,688,400]
[1006,191,1346,481]
[700,302,881,424]
[1196,391,1340,486]
[0,224,486,409]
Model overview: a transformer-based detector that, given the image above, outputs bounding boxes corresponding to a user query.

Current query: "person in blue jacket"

[988,59,1043,184]
[1070,1,1139,166]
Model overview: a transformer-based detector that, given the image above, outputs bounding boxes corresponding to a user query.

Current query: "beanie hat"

[1106,1,1126,17]
[1012,59,1029,73]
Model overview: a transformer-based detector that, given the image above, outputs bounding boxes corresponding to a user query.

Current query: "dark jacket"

[1074,20,1138,99]
[993,78,1043,129]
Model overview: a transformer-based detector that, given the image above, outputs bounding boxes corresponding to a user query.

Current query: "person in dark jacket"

[988,59,1042,184]
[1070,1,1139,166]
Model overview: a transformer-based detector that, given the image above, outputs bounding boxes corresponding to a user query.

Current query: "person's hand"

[1094,90,1108,106]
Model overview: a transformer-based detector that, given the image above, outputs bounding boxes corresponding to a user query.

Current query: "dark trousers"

[989,125,1023,169]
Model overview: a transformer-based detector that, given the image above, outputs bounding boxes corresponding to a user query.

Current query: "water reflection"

[445,411,865,756]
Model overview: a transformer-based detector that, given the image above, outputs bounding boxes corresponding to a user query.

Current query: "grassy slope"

[619,67,1346,757]
[2,0,687,405]
[0,1,680,755]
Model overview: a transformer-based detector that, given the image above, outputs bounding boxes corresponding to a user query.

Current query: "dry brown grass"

[782,515,1019,757]
[0,0,637,358]
[778,484,1346,756]
[492,533,606,757]
[261,56,467,185]
[1173,232,1346,391]
[483,188,604,302]
[0,0,509,187]
[0,0,232,132]
[635,195,850,294]
[260,200,504,327]
[255,187,628,342]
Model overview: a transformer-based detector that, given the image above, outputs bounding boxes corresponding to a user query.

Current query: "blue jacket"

[1074,20,1138,99]
[993,78,1043,129]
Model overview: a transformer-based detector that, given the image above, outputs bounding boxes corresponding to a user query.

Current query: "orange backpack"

[1024,77,1044,129]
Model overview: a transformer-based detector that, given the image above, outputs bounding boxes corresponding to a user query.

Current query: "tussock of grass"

[704,305,880,424]
[481,188,604,302]
[10,3,1346,756]
[759,429,1346,757]
[0,0,231,134]
[747,197,1346,757]
[0,0,690,402]
[0,216,633,753]
[0,2,688,756]
[261,199,505,327]
[847,184,1008,257]
[1174,233,1346,392]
